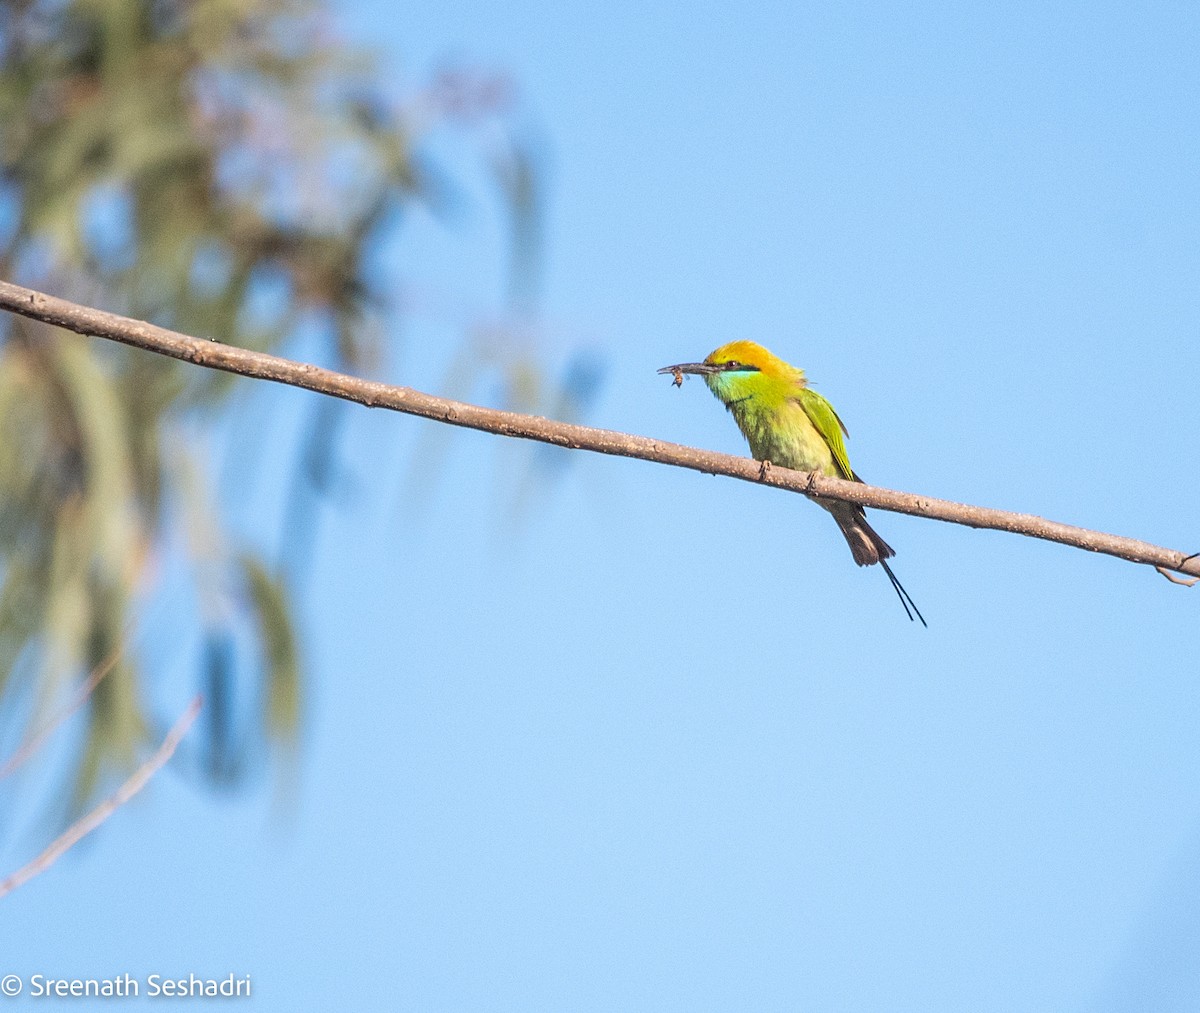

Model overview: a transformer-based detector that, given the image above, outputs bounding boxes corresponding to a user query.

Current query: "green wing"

[796,387,855,481]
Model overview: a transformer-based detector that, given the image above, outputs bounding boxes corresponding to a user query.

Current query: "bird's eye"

[725,360,740,370]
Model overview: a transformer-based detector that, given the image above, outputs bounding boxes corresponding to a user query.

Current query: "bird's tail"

[834,505,894,567]
[833,505,927,627]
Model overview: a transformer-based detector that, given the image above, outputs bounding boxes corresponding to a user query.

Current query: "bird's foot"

[758,459,773,481]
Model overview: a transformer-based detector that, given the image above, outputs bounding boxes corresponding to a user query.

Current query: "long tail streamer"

[880,559,927,628]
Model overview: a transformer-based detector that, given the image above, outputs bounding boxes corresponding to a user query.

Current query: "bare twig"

[0,642,125,782]
[0,278,1196,582]
[0,696,202,900]
[1156,566,1199,587]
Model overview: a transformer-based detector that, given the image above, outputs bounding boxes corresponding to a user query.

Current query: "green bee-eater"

[659,340,925,626]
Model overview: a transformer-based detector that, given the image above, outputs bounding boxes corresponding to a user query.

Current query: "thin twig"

[0,642,125,781]
[0,696,202,900]
[0,278,1197,582]
[1156,566,1199,587]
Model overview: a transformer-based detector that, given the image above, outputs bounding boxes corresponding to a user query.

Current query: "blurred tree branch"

[0,695,201,900]
[0,640,122,781]
[3,278,1197,584]
[0,0,553,807]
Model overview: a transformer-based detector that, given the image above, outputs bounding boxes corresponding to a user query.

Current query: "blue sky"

[5,1,1200,1009]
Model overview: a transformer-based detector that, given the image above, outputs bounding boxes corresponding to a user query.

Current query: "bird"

[658,340,925,626]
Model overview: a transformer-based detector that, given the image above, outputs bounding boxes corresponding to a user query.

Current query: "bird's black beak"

[657,361,718,377]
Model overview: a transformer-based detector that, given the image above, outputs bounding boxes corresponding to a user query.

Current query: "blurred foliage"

[0,0,550,806]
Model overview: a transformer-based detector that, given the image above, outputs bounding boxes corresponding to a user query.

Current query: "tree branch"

[0,696,202,900]
[1157,565,1199,587]
[1,278,1196,581]
[0,641,125,782]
